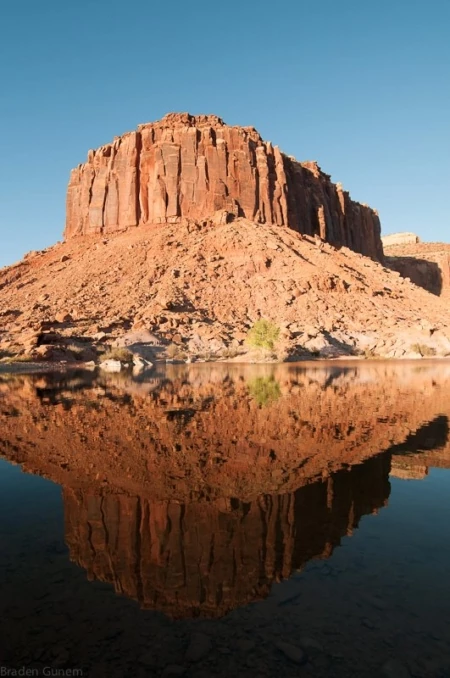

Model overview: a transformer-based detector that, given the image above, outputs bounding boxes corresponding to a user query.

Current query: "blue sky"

[0,0,449,267]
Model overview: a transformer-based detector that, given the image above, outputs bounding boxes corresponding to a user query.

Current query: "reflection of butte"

[64,455,391,618]
[1,368,450,617]
[62,415,449,618]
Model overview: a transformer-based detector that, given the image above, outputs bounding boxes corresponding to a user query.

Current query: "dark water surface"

[0,363,449,677]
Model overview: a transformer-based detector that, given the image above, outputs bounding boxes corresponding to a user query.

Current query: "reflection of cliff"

[64,455,391,618]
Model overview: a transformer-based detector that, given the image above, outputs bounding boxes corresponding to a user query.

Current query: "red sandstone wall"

[65,113,383,261]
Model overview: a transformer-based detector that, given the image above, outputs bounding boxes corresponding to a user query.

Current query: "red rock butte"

[65,112,384,261]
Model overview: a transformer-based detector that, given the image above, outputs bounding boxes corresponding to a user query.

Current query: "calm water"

[0,363,449,677]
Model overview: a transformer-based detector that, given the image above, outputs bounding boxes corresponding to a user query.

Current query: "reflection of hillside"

[1,364,450,618]
[64,455,391,618]
[1,364,450,502]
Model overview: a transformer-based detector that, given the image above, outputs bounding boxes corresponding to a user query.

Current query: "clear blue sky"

[1,0,449,267]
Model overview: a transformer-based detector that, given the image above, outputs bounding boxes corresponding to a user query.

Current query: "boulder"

[99,359,122,373]
[132,355,153,372]
[55,312,72,323]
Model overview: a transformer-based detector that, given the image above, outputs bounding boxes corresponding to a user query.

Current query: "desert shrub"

[246,319,280,351]
[102,347,134,363]
[247,376,281,407]
[410,343,437,357]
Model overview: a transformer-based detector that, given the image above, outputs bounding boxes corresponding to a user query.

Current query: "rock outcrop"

[65,113,383,261]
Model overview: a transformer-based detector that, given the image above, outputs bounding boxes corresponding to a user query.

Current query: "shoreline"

[1,355,449,375]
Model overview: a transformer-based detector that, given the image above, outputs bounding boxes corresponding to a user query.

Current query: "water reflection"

[1,363,450,620]
[64,455,391,618]
[2,363,450,676]
[2,363,450,505]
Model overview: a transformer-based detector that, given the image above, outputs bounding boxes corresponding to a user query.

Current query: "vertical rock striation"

[63,455,391,618]
[65,113,383,261]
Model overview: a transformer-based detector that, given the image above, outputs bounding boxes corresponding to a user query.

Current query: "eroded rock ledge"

[65,113,383,261]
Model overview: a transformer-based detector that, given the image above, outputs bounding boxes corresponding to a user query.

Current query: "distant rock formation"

[382,232,420,247]
[384,242,450,297]
[65,113,384,261]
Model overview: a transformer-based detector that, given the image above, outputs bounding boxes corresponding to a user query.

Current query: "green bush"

[246,319,280,351]
[247,376,281,407]
[410,343,437,357]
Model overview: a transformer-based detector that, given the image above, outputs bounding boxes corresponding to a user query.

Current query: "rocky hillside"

[1,218,450,362]
[66,113,383,261]
[1,114,449,364]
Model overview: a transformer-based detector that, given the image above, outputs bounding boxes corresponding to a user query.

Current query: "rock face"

[65,113,384,261]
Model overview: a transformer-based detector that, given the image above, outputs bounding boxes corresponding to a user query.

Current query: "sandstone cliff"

[65,113,383,261]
